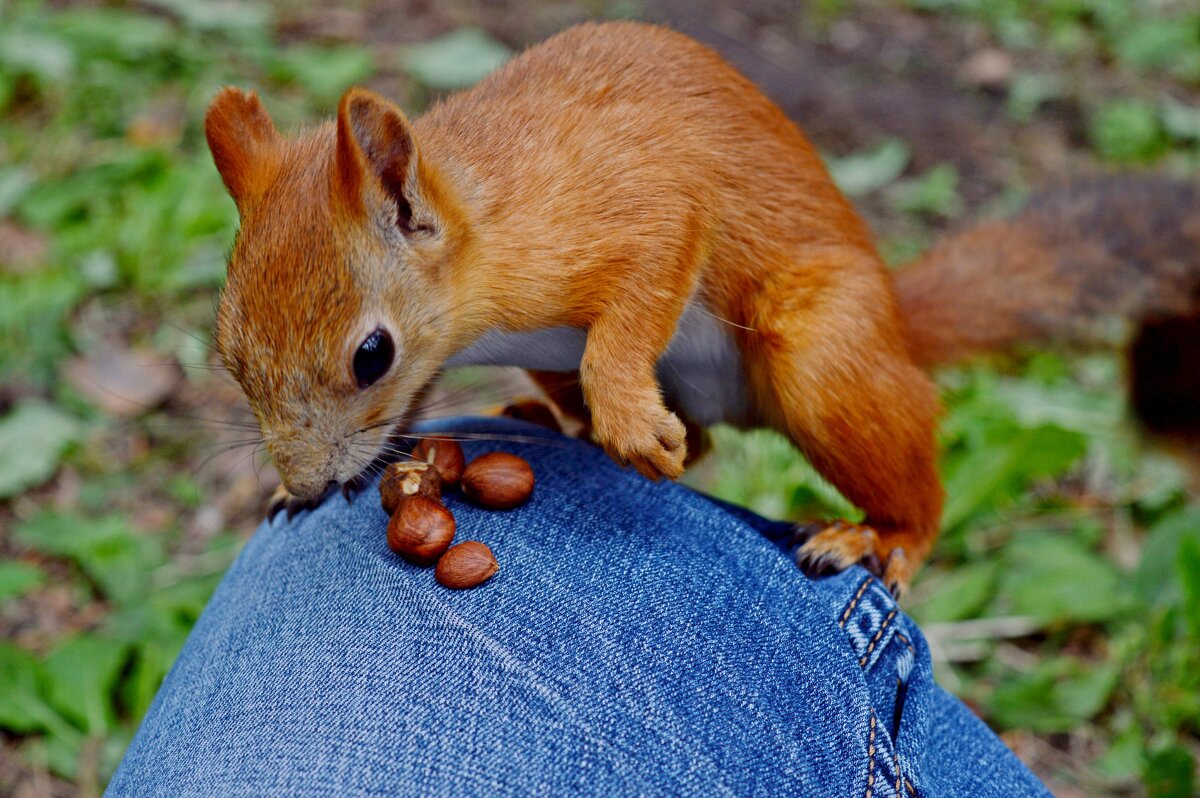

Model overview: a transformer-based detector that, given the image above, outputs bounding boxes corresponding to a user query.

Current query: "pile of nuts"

[379,436,535,589]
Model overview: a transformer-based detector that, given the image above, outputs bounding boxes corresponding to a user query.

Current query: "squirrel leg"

[580,302,690,481]
[750,255,944,594]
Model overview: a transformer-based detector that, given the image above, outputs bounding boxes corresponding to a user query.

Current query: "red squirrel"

[205,22,1200,592]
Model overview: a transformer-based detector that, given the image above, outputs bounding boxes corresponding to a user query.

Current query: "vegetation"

[0,0,1196,795]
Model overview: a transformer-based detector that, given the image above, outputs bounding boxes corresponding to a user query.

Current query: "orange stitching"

[865,711,876,798]
[858,609,898,667]
[839,577,873,628]
[895,632,915,654]
[905,777,916,795]
[894,751,902,794]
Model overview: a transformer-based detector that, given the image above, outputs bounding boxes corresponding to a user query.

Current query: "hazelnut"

[461,452,534,509]
[412,437,466,486]
[380,461,441,515]
[386,494,455,566]
[435,541,499,589]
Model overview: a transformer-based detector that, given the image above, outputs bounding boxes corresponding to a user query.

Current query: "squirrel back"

[896,175,1200,366]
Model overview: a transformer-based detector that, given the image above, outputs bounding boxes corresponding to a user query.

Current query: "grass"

[0,0,1197,795]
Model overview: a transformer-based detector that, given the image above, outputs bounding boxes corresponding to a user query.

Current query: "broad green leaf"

[1134,508,1200,607]
[1162,97,1200,142]
[941,423,1087,531]
[0,401,83,499]
[1089,100,1166,164]
[909,561,999,623]
[1144,744,1197,798]
[989,656,1119,731]
[42,636,130,735]
[996,534,1131,624]
[45,9,176,63]
[269,46,375,105]
[887,163,963,218]
[0,560,46,603]
[0,643,73,737]
[403,28,512,91]
[824,139,910,198]
[1177,537,1200,640]
[0,30,75,81]
[14,512,163,604]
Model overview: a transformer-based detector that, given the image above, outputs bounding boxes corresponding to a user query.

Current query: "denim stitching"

[839,577,874,629]
[858,609,897,667]
[866,710,877,798]
[895,631,915,654]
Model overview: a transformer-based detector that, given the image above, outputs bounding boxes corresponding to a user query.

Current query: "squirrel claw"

[340,475,367,503]
[792,520,909,597]
[266,485,324,522]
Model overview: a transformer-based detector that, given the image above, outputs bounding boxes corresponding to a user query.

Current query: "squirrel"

[204,21,1200,593]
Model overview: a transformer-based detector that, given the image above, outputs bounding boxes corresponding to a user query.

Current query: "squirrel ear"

[336,87,419,232]
[205,87,280,212]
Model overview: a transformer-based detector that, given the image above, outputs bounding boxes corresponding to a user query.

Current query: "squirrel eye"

[353,328,394,388]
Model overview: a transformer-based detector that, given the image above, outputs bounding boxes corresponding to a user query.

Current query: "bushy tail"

[895,175,1200,369]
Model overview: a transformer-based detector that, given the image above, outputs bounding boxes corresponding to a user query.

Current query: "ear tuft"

[335,87,418,231]
[205,87,280,211]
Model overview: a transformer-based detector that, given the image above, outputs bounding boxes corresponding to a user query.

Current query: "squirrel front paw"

[266,475,366,521]
[593,404,687,480]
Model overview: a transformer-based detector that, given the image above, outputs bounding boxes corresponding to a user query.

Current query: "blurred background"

[1,0,1198,795]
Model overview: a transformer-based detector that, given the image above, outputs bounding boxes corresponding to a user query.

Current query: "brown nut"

[412,437,466,486]
[461,452,534,509]
[435,541,499,589]
[380,461,441,515]
[386,495,455,566]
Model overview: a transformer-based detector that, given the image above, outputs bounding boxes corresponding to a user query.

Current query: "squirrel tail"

[894,174,1200,370]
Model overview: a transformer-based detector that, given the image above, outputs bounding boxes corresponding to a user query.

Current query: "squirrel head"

[206,87,464,500]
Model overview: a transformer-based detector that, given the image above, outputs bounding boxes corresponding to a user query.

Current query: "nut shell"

[412,437,466,486]
[435,541,499,589]
[380,461,441,515]
[461,452,534,509]
[386,495,455,566]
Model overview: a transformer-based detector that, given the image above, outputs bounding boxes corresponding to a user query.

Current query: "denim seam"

[865,709,878,798]
[857,609,898,667]
[839,577,874,629]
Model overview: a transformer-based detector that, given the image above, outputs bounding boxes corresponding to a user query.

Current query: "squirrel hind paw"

[792,520,912,596]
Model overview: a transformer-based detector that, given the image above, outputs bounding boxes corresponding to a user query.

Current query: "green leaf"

[941,423,1087,531]
[0,643,48,733]
[403,27,512,91]
[1089,100,1166,164]
[269,46,375,105]
[1177,536,1200,640]
[14,512,163,604]
[989,656,1119,731]
[0,401,83,499]
[1114,18,1200,81]
[910,561,999,623]
[42,636,130,735]
[997,534,1131,624]
[1162,97,1200,142]
[887,163,963,218]
[1134,508,1200,607]
[824,139,910,198]
[0,560,46,603]
[1145,744,1197,798]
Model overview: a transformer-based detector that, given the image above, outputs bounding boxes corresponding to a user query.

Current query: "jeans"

[106,416,1050,797]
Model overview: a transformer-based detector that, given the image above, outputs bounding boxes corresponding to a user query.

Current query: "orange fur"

[205,22,1198,591]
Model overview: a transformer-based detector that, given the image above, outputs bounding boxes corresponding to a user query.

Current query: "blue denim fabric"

[106,417,1049,797]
